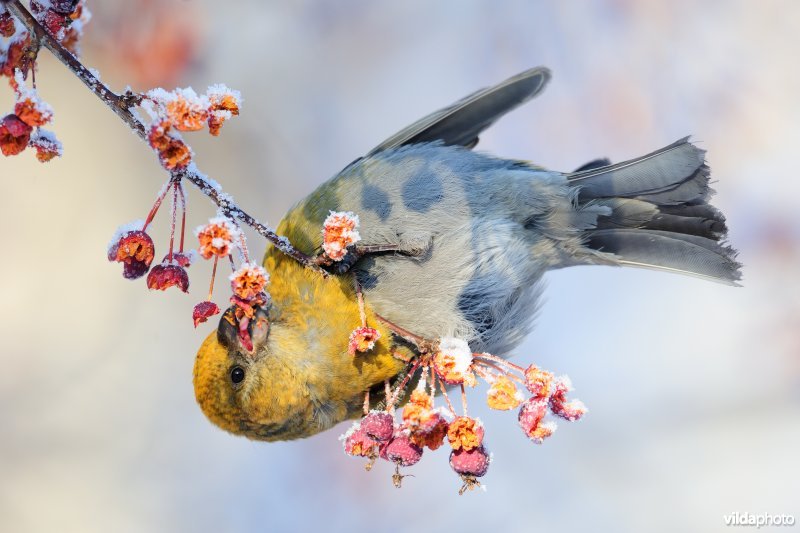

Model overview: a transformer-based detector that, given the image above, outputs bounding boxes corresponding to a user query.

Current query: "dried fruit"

[28,129,62,162]
[383,435,423,467]
[433,337,475,386]
[147,263,189,292]
[322,211,360,261]
[518,398,556,444]
[192,301,220,327]
[447,416,484,451]
[348,326,380,355]
[195,217,238,259]
[148,121,191,170]
[449,444,490,477]
[486,375,524,410]
[107,227,155,280]
[361,411,394,442]
[523,364,554,398]
[548,376,587,421]
[341,423,379,458]
[0,114,32,156]
[229,262,269,301]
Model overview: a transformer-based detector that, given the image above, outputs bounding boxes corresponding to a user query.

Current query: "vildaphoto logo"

[724,512,796,528]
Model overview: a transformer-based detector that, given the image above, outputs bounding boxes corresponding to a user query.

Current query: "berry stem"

[167,182,177,262]
[473,359,525,384]
[177,182,186,253]
[433,373,457,417]
[387,360,421,411]
[460,383,468,417]
[362,389,370,416]
[141,179,173,231]
[207,255,218,301]
[474,352,525,373]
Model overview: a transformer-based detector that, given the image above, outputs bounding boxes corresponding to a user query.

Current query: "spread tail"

[569,137,742,285]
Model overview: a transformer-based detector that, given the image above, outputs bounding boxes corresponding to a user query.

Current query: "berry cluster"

[141,85,240,171]
[0,0,89,160]
[342,335,587,494]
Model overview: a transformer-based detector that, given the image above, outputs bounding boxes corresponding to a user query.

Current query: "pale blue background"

[1,1,798,532]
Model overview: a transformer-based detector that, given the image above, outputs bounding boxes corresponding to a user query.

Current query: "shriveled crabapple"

[229,262,269,301]
[383,434,423,467]
[107,225,155,280]
[548,376,587,422]
[486,375,524,411]
[0,114,32,156]
[147,263,189,292]
[192,301,220,327]
[321,211,360,261]
[360,410,394,442]
[347,326,380,355]
[433,337,476,386]
[523,363,554,399]
[28,129,62,162]
[195,217,239,259]
[518,397,556,444]
[447,416,484,451]
[449,444,490,477]
[408,411,449,451]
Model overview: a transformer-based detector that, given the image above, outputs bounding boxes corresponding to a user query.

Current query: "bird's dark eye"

[230,366,245,384]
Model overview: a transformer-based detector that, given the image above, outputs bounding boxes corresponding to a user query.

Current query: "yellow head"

[192,251,406,441]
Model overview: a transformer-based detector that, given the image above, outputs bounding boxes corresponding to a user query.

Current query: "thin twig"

[5,0,326,277]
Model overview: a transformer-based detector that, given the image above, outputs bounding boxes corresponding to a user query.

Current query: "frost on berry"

[408,411,449,451]
[107,225,155,280]
[28,129,62,162]
[0,11,15,38]
[229,262,269,301]
[548,376,588,422]
[433,337,476,386]
[195,217,239,259]
[518,398,556,444]
[0,114,32,156]
[147,263,189,292]
[322,211,360,261]
[486,375,524,411]
[164,89,209,132]
[1,34,30,78]
[348,326,380,355]
[360,410,394,442]
[449,444,491,477]
[383,435,423,467]
[341,422,379,458]
[14,91,54,128]
[447,416,484,451]
[192,300,220,327]
[148,121,192,170]
[523,364,554,399]
[206,84,241,136]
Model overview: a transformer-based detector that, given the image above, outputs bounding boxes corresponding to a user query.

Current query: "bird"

[192,67,741,441]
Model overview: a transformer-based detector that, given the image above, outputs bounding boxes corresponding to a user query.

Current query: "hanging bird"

[192,67,740,441]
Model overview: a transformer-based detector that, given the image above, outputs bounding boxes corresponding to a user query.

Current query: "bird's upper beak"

[216,302,271,359]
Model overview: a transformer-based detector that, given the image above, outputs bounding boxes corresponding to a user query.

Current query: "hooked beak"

[217,301,271,358]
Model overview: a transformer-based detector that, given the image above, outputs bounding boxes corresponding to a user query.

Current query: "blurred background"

[1,1,799,532]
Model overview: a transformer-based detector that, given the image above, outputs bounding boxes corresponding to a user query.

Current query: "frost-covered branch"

[3,0,323,275]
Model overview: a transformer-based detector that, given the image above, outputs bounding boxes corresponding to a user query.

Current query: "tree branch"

[5,0,326,276]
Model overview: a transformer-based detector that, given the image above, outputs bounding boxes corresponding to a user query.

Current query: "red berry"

[192,301,220,327]
[147,263,189,292]
[449,445,491,477]
[0,12,15,38]
[108,229,155,280]
[342,424,378,458]
[361,411,394,442]
[518,397,556,443]
[0,114,32,156]
[383,435,423,467]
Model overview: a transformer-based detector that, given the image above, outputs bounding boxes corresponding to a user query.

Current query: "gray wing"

[366,67,551,156]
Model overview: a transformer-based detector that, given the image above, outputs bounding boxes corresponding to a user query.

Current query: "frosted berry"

[361,411,394,442]
[147,263,189,292]
[383,435,423,467]
[449,444,490,477]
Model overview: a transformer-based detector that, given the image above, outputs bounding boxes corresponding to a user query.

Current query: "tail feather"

[569,137,741,284]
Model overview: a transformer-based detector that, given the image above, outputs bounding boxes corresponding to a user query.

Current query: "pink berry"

[361,411,394,442]
[342,425,378,458]
[449,445,491,477]
[383,435,423,467]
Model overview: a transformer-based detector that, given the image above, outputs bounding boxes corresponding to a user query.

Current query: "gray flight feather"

[367,67,550,155]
